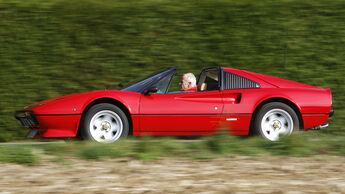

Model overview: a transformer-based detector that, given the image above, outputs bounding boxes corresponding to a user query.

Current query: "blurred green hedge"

[0,0,344,141]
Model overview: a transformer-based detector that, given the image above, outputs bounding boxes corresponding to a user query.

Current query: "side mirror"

[144,86,158,96]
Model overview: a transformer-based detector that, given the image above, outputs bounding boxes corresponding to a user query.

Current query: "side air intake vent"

[223,71,260,89]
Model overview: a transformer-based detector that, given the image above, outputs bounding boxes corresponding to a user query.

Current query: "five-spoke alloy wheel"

[254,102,299,141]
[81,103,129,143]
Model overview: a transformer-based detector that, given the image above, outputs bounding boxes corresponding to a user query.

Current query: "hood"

[17,89,141,115]
[19,93,82,111]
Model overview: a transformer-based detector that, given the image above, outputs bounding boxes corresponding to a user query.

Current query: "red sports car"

[15,67,333,142]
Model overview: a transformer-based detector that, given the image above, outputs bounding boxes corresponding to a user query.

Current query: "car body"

[15,67,333,142]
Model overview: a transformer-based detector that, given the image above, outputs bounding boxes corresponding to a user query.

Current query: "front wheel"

[254,102,299,141]
[80,103,129,143]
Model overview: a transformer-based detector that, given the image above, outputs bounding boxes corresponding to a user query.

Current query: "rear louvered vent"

[223,72,260,89]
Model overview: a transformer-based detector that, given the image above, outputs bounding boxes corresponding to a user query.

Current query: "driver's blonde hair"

[183,73,196,87]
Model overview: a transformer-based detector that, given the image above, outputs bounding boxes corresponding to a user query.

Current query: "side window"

[197,69,219,91]
[204,75,219,91]
[223,71,260,89]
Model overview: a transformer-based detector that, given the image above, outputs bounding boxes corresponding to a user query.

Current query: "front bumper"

[16,111,81,138]
[15,111,39,129]
[15,111,40,138]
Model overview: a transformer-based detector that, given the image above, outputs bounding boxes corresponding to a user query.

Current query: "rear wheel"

[254,102,299,141]
[80,103,129,143]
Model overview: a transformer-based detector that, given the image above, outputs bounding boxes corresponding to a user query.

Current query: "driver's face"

[179,75,191,91]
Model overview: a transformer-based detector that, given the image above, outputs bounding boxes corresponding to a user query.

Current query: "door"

[139,90,223,132]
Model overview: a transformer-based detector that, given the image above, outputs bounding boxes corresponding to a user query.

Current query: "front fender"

[32,90,141,115]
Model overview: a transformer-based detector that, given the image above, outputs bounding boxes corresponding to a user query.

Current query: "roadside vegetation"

[0,132,344,165]
[0,0,344,141]
[0,0,344,167]
[0,146,39,165]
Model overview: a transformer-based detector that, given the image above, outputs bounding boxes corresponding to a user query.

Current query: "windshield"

[121,67,176,93]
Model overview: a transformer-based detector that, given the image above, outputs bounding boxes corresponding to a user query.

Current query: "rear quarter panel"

[221,87,332,133]
[222,68,332,131]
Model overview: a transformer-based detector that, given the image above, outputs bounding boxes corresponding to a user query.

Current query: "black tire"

[80,103,129,143]
[254,102,299,141]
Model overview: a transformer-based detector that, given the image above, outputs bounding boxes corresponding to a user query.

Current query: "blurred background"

[0,0,344,141]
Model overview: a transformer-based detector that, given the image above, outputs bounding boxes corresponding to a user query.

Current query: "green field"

[0,0,344,141]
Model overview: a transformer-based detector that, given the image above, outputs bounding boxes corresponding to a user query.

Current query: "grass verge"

[0,146,39,165]
[0,132,344,165]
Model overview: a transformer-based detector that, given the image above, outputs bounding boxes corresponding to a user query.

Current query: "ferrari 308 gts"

[15,67,333,142]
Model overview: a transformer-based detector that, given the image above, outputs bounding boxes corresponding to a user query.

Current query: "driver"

[179,73,197,92]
